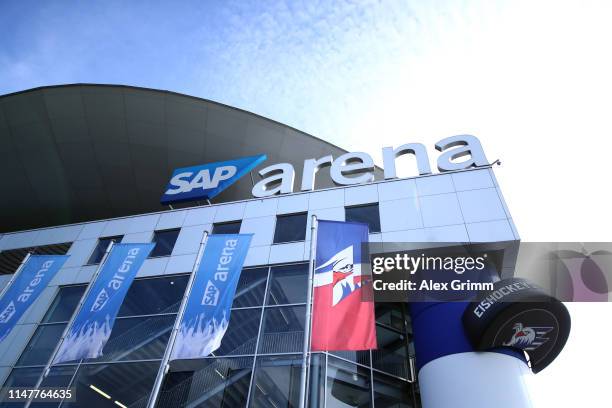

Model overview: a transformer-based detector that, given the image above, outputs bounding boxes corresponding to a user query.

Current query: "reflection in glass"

[249,355,301,407]
[412,380,422,407]
[118,275,189,317]
[326,357,372,407]
[213,308,261,356]
[329,350,370,367]
[36,365,78,408]
[308,353,325,408]
[259,306,305,354]
[0,367,43,407]
[61,361,160,408]
[372,325,409,379]
[266,264,308,305]
[373,372,414,407]
[375,303,406,332]
[233,267,268,308]
[84,315,175,363]
[16,323,66,367]
[158,357,253,408]
[42,286,85,323]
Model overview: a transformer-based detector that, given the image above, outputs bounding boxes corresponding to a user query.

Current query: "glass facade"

[1,263,419,407]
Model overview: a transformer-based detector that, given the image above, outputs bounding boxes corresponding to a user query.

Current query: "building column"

[410,302,533,408]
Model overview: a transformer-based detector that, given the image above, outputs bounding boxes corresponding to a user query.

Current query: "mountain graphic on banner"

[54,315,112,363]
[171,313,229,360]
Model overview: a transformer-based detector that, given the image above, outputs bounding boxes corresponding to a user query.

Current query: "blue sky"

[1,0,467,146]
[2,1,612,407]
[4,0,609,153]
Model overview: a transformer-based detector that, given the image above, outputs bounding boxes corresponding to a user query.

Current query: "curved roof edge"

[0,83,347,156]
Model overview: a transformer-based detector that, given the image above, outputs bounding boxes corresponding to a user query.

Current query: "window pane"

[259,306,305,354]
[372,325,409,379]
[158,357,253,408]
[308,353,325,408]
[87,236,122,265]
[413,381,422,407]
[42,285,86,323]
[16,323,66,366]
[273,213,307,243]
[375,303,406,332]
[150,229,180,257]
[249,355,302,407]
[84,315,175,363]
[0,243,72,275]
[0,366,75,408]
[345,204,381,233]
[118,275,189,317]
[212,221,241,235]
[37,365,78,408]
[266,264,308,305]
[329,349,370,367]
[373,372,415,408]
[61,361,160,408]
[326,357,372,407]
[0,367,43,407]
[214,308,261,356]
[33,242,73,256]
[0,248,29,275]
[232,267,268,308]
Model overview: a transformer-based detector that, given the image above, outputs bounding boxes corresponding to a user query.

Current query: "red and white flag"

[311,220,377,351]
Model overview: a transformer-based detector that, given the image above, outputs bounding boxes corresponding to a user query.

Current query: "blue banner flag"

[171,234,252,360]
[0,255,68,342]
[53,243,154,364]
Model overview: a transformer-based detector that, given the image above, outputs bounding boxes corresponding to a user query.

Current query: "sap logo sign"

[168,166,235,194]
[161,154,267,205]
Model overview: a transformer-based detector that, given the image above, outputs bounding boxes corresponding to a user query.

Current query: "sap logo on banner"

[161,154,267,205]
[202,280,220,306]
[252,134,488,197]
[0,301,16,324]
[91,288,110,312]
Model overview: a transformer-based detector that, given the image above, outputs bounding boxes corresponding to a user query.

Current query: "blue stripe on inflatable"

[410,301,526,372]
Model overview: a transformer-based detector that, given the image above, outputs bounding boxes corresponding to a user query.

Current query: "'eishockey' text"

[473,281,540,318]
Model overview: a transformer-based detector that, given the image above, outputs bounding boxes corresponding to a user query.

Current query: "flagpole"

[299,215,318,408]
[146,230,210,408]
[0,252,32,301]
[24,240,116,408]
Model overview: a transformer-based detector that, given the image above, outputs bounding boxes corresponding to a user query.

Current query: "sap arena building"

[0,85,567,408]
